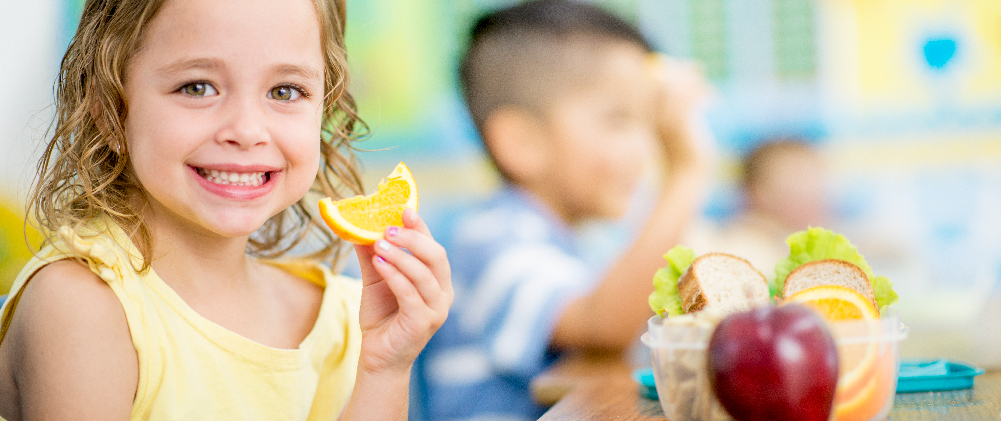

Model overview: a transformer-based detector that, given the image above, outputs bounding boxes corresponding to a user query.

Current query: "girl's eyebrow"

[157,58,321,82]
[158,58,225,75]
[273,63,323,82]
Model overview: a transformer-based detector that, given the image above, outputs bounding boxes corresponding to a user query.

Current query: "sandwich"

[649,246,771,317]
[773,227,898,311]
[782,259,877,310]
[648,227,899,317]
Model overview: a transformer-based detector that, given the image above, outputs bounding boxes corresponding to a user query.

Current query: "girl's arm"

[339,209,452,421]
[3,260,137,421]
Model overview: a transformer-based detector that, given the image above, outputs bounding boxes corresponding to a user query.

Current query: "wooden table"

[531,352,1001,420]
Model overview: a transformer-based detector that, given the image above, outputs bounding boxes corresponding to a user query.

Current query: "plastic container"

[640,311,908,421]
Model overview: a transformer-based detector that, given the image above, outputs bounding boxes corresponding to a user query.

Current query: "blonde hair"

[28,0,365,271]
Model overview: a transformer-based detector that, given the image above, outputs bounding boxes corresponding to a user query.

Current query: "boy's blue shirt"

[413,185,600,421]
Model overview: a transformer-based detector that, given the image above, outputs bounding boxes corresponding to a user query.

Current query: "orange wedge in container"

[319,162,419,245]
[784,284,879,322]
[833,349,895,421]
[783,285,888,421]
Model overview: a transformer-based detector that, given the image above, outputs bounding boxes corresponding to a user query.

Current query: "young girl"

[0,0,452,419]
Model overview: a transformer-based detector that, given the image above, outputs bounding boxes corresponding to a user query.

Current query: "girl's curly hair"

[28,0,366,271]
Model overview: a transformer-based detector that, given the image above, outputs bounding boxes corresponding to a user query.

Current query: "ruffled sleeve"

[50,225,139,287]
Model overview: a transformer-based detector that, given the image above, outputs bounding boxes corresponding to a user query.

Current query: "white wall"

[0,0,61,207]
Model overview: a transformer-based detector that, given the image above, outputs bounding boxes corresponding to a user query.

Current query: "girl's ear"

[482,107,551,186]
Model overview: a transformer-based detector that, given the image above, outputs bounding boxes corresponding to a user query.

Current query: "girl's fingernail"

[387,226,399,237]
[377,239,391,251]
[376,256,386,264]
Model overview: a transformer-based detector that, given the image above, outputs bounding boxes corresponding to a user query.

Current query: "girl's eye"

[269,85,304,101]
[180,82,218,97]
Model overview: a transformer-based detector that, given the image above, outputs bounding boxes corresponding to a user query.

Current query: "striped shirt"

[412,186,599,421]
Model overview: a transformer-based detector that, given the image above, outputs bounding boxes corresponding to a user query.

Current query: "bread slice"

[783,259,877,309]
[677,252,770,314]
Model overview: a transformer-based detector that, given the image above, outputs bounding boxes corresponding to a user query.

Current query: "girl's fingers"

[383,217,451,294]
[353,245,382,286]
[371,253,442,321]
[383,229,449,279]
[402,208,432,237]
[373,238,448,308]
[375,209,453,309]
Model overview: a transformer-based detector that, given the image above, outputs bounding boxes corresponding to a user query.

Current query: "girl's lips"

[187,165,281,200]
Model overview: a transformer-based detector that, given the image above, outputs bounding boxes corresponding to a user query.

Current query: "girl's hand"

[353,208,453,375]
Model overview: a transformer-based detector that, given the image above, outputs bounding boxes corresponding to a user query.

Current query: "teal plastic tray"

[631,368,658,400]
[896,359,984,393]
[632,359,985,399]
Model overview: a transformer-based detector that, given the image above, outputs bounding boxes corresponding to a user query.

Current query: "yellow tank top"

[0,217,362,420]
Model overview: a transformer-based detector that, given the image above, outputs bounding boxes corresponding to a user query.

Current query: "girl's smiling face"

[123,0,324,239]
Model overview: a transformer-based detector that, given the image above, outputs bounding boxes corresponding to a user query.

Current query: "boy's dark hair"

[459,0,652,172]
[742,138,817,189]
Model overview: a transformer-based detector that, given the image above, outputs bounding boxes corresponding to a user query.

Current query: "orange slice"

[833,349,895,421]
[782,285,882,411]
[318,162,419,245]
[784,285,879,322]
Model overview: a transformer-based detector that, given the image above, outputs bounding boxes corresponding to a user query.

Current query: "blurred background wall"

[2,0,1001,365]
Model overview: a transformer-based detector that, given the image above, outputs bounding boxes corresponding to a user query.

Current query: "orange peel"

[318,162,418,245]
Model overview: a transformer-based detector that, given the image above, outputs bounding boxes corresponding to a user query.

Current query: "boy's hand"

[649,54,716,170]
[354,208,453,375]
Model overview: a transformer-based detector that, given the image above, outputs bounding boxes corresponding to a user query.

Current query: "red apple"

[707,304,839,421]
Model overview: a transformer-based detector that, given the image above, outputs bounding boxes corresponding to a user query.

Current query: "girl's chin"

[198,214,281,239]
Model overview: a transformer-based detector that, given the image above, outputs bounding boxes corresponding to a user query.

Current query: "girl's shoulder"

[1,218,139,347]
[256,259,362,354]
[12,259,125,332]
[0,259,138,418]
[261,258,363,324]
[8,259,131,349]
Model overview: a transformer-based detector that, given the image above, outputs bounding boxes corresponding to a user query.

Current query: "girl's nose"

[214,95,271,149]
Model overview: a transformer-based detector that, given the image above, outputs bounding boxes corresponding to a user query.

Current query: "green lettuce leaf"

[773,227,899,309]
[649,246,695,316]
[872,275,899,310]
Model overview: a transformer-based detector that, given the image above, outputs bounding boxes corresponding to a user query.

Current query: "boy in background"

[414,1,715,420]
[686,138,829,272]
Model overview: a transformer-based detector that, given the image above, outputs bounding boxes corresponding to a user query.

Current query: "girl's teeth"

[198,168,267,187]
